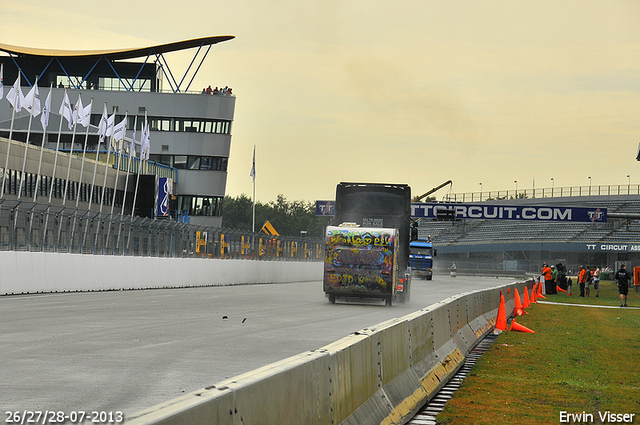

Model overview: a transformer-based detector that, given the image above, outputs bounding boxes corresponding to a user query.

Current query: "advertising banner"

[156,177,172,217]
[411,203,607,223]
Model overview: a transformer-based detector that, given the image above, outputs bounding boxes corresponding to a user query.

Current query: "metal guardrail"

[0,200,324,261]
[444,184,640,202]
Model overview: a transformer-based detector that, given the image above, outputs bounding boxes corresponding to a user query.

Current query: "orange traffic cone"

[510,319,535,333]
[514,288,524,316]
[537,282,546,299]
[556,285,567,293]
[495,292,507,331]
[523,287,531,308]
[530,283,537,303]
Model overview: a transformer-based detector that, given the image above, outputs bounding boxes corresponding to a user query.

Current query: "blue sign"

[411,203,607,223]
[156,177,172,217]
[316,200,335,216]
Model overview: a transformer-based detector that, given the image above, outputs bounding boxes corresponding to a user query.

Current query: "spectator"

[578,265,586,297]
[593,266,600,297]
[542,263,555,294]
[206,85,212,94]
[615,264,631,307]
[585,266,592,297]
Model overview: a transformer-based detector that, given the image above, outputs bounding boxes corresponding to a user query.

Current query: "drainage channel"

[406,332,499,425]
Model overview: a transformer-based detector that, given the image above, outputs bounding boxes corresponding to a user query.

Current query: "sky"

[4,1,640,203]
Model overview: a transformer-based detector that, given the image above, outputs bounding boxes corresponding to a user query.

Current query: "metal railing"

[0,201,324,261]
[443,184,640,203]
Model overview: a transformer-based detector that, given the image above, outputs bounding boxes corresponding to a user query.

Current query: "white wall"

[0,251,323,295]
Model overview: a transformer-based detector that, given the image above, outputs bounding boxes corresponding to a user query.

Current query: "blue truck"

[409,239,436,280]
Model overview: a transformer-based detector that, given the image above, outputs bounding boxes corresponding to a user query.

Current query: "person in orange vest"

[542,263,555,294]
[593,266,601,297]
[578,265,586,297]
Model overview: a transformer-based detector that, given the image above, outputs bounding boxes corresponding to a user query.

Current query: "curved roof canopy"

[0,35,236,93]
[0,35,235,60]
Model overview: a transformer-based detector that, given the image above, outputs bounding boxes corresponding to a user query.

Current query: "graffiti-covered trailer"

[324,227,402,305]
[323,183,412,306]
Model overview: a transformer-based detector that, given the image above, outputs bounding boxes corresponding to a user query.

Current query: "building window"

[173,156,187,169]
[178,195,222,217]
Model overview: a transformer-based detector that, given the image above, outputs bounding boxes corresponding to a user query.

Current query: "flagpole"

[110,111,127,214]
[117,115,136,252]
[61,93,81,206]
[74,97,93,208]
[1,71,21,199]
[17,76,39,200]
[127,112,147,252]
[71,97,93,251]
[88,102,108,212]
[131,111,148,219]
[57,92,81,251]
[31,83,51,251]
[96,107,117,250]
[99,108,117,214]
[252,145,256,233]
[48,89,68,204]
[14,76,40,251]
[107,111,127,252]
[121,115,136,216]
[43,87,69,251]
[33,83,53,203]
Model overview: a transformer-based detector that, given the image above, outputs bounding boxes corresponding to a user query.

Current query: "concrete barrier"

[0,251,323,295]
[126,280,533,425]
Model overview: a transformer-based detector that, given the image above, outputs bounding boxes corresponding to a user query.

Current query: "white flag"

[23,83,41,117]
[97,103,108,137]
[6,74,21,111]
[140,120,150,160]
[105,111,115,137]
[40,86,52,130]
[74,96,83,127]
[112,114,127,142]
[76,97,91,127]
[0,63,3,101]
[59,91,74,130]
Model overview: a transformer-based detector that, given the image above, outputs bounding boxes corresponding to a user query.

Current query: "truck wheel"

[328,294,336,304]
[385,296,393,307]
[426,275,432,281]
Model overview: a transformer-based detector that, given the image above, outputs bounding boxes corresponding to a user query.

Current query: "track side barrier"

[125,279,533,425]
[0,252,323,295]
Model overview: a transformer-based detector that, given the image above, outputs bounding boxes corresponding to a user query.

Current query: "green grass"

[436,281,640,425]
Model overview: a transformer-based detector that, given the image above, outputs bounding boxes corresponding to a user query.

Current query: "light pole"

[514,180,517,198]
[588,176,591,195]
[551,177,554,197]
[627,174,630,185]
[479,182,482,201]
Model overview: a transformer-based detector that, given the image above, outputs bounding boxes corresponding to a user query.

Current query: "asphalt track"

[0,275,515,418]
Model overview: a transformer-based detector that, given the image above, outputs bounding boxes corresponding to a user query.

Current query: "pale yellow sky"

[4,1,640,202]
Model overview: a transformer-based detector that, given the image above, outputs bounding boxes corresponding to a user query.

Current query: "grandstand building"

[418,191,640,276]
[0,36,235,227]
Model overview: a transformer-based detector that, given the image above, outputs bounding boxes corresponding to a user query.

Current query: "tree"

[221,194,330,237]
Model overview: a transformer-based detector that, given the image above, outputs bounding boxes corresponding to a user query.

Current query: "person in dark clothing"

[615,264,632,307]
